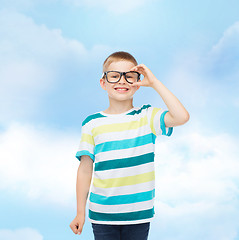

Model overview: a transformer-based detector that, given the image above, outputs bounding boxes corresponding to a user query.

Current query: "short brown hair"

[103,51,138,73]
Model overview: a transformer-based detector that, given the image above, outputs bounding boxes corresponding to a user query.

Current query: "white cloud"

[0,228,43,240]
[155,130,239,204]
[0,9,88,75]
[151,200,239,240]
[0,12,238,239]
[210,21,239,58]
[0,121,80,207]
[206,21,239,80]
[0,9,110,125]
[0,9,83,124]
[148,22,239,238]
[0,120,239,240]
[151,128,239,239]
[163,21,239,116]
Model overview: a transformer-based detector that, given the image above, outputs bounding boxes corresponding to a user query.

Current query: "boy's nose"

[118,73,127,83]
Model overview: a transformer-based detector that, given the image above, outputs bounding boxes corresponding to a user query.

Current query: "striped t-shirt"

[75,104,173,225]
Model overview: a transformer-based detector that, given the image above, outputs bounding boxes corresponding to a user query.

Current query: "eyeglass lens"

[106,71,139,83]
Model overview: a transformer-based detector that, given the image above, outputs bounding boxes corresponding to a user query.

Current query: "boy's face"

[100,60,141,102]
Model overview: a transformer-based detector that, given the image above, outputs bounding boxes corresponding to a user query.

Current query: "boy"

[70,51,189,239]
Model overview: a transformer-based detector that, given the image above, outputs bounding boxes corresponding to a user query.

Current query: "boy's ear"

[100,78,106,90]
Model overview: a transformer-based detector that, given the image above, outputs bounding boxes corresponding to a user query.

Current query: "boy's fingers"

[70,222,81,234]
[74,228,81,234]
[77,224,83,234]
[73,226,78,234]
[130,67,136,71]
[132,81,141,86]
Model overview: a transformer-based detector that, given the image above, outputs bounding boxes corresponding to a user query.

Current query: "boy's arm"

[70,155,93,235]
[150,80,189,127]
[76,155,93,216]
[130,64,190,127]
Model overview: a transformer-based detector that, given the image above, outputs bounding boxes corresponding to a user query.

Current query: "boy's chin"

[109,95,134,101]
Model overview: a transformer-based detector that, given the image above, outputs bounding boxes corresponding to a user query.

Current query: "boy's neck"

[103,99,134,114]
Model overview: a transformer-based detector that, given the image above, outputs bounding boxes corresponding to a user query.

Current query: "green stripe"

[82,113,106,126]
[84,107,173,139]
[95,152,154,171]
[127,104,151,115]
[89,208,155,221]
[82,104,151,126]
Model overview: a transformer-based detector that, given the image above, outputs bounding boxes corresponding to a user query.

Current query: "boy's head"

[100,51,141,102]
[102,51,138,73]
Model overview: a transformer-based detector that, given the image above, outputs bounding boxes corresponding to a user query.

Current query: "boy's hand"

[130,64,158,88]
[69,214,85,235]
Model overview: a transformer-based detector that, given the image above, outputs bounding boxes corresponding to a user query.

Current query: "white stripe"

[90,180,155,196]
[89,198,155,213]
[91,108,146,128]
[89,216,154,225]
[94,161,155,179]
[95,143,155,162]
[78,142,94,154]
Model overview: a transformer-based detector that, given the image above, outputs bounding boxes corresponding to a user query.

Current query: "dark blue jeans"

[91,222,150,240]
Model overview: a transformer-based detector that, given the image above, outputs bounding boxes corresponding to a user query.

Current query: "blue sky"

[0,0,239,239]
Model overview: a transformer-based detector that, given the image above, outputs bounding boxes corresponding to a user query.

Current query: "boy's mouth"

[114,87,129,92]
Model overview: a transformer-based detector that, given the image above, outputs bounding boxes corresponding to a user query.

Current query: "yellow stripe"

[81,133,94,145]
[92,115,148,137]
[93,171,155,188]
[150,108,161,135]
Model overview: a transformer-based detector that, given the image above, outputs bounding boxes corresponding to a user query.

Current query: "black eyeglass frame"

[102,71,141,84]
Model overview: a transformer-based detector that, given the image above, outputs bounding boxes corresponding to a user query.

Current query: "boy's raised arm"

[130,64,190,127]
[69,155,93,235]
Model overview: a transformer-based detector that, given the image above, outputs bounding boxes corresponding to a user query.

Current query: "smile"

[114,87,129,92]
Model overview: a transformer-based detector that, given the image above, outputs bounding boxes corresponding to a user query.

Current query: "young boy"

[70,51,189,240]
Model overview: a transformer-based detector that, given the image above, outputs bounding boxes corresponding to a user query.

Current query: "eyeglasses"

[102,71,140,84]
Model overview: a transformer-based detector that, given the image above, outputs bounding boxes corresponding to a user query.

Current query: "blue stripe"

[94,133,156,155]
[160,110,173,136]
[75,150,95,162]
[90,189,155,205]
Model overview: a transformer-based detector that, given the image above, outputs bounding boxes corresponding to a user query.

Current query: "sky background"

[0,0,239,239]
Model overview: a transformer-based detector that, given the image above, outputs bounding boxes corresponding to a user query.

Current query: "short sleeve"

[146,105,173,137]
[75,120,95,162]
